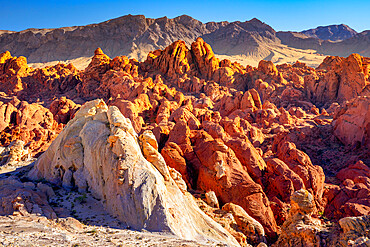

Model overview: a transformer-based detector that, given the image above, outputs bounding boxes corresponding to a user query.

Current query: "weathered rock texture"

[0,97,62,155]
[333,96,370,148]
[323,160,370,219]
[28,99,239,245]
[338,215,370,246]
[0,140,29,167]
[0,177,56,219]
[222,202,266,245]
[274,189,370,247]
[273,189,322,247]
[0,38,369,246]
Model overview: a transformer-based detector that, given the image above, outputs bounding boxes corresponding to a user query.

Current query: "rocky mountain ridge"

[1,14,368,68]
[277,29,370,58]
[301,24,358,41]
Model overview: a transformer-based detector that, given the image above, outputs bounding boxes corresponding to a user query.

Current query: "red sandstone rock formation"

[318,54,370,102]
[323,160,370,219]
[49,97,80,124]
[333,96,370,148]
[0,51,80,99]
[0,39,369,245]
[191,130,278,240]
[0,98,62,155]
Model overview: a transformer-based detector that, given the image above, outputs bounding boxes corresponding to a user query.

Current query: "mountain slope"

[201,18,279,63]
[0,14,368,68]
[0,15,324,67]
[0,15,218,63]
[277,30,370,57]
[301,24,357,41]
[1,15,280,64]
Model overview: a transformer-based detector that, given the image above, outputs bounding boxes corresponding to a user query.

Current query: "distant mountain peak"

[249,18,263,23]
[0,14,368,68]
[301,24,357,41]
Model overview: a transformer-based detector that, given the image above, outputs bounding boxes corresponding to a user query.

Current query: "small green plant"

[85,228,97,234]
[318,211,329,220]
[75,193,87,204]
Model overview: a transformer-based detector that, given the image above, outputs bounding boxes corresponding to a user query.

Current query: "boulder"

[0,140,29,167]
[0,177,56,219]
[0,100,62,155]
[333,96,370,148]
[338,215,370,247]
[273,189,322,247]
[222,202,266,245]
[337,160,370,182]
[192,130,278,241]
[205,191,219,208]
[28,99,239,245]
[323,164,370,219]
[49,97,80,124]
[273,136,325,202]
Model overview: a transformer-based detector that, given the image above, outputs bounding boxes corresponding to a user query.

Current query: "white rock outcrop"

[28,99,239,246]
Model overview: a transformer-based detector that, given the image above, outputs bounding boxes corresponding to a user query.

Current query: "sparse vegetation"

[85,228,97,235]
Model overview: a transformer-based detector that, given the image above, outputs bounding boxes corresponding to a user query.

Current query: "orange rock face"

[0,39,369,245]
[333,96,370,148]
[322,160,370,219]
[272,136,325,201]
[0,98,62,155]
[191,130,278,241]
[0,52,30,94]
[319,54,370,102]
[293,54,370,105]
[49,97,80,124]
[0,98,17,132]
[0,51,80,99]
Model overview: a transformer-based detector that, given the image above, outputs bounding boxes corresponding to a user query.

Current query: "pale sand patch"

[28,44,325,71]
[29,57,92,71]
[216,44,325,68]
[0,163,227,247]
[0,215,222,246]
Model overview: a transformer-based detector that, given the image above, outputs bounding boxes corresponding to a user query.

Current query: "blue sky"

[1,0,369,32]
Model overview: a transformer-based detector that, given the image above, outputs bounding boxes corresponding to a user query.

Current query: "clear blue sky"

[1,0,369,32]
